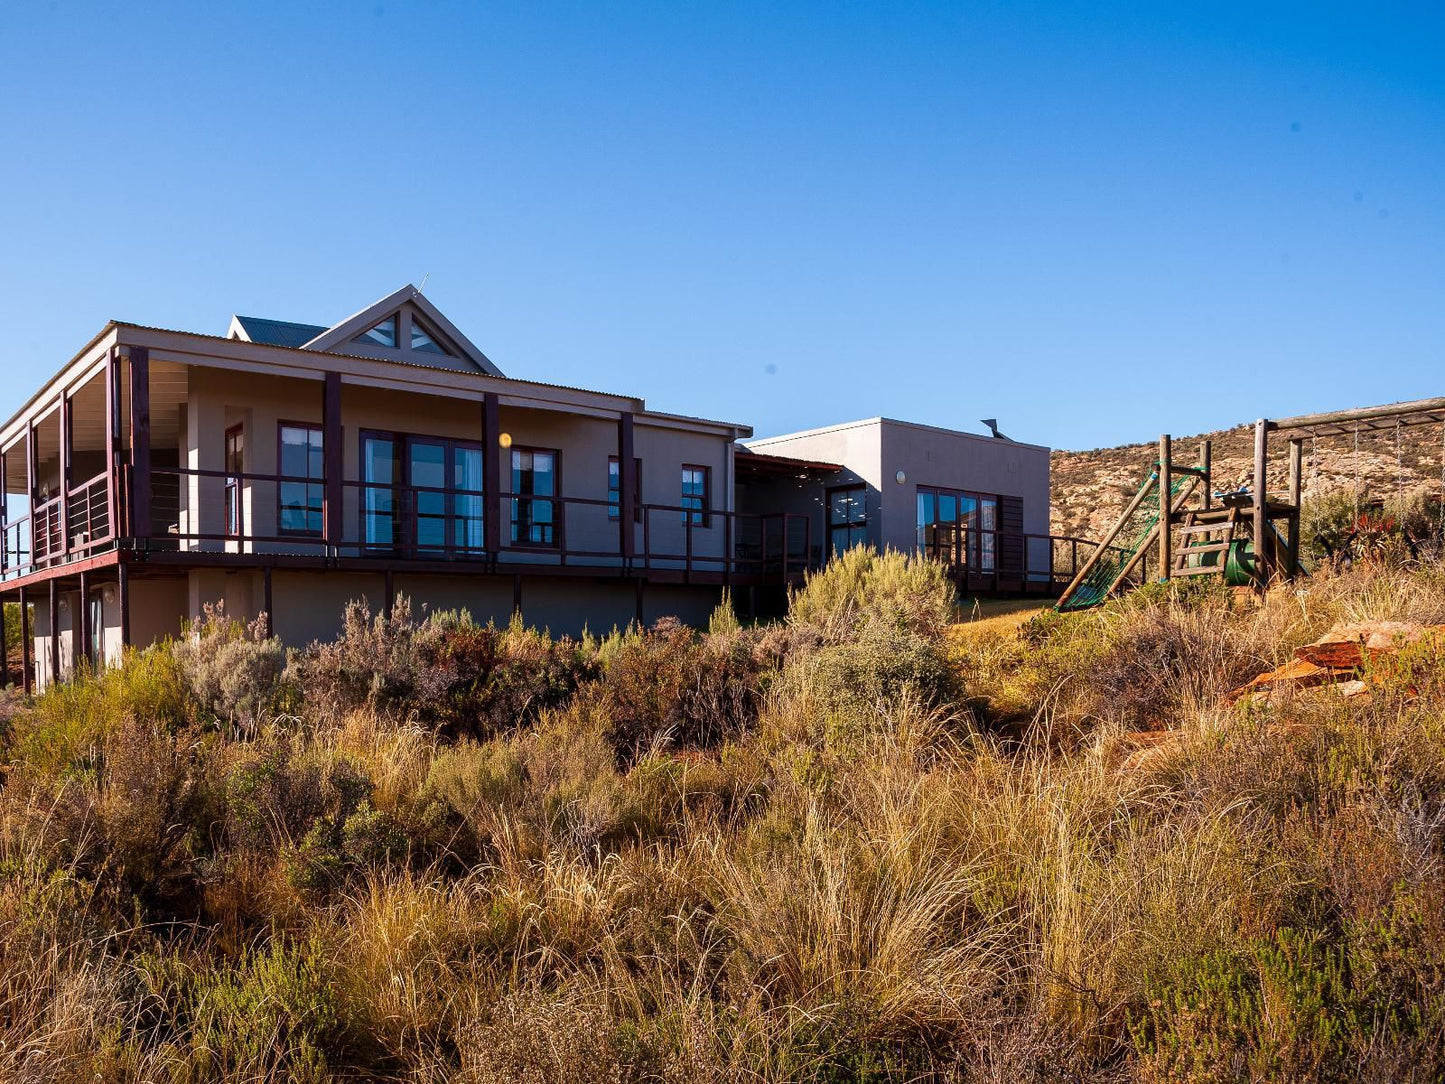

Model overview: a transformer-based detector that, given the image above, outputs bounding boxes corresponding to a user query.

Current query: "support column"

[1253,419,1270,591]
[25,419,36,561]
[19,585,31,696]
[263,566,273,634]
[1,590,8,688]
[118,561,131,648]
[105,348,119,538]
[634,577,645,630]
[483,393,502,557]
[323,372,343,550]
[59,392,72,558]
[0,446,7,577]
[1287,437,1303,579]
[1158,434,1171,584]
[383,569,394,619]
[618,411,635,563]
[48,577,60,686]
[128,347,151,543]
[79,570,92,669]
[512,574,522,619]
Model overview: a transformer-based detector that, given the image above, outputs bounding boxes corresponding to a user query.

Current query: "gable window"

[828,485,867,557]
[410,319,452,356]
[224,425,244,538]
[681,465,709,526]
[354,315,398,348]
[511,448,558,546]
[608,456,641,522]
[278,423,325,536]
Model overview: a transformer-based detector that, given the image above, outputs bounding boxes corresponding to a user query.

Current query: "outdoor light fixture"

[895,470,906,484]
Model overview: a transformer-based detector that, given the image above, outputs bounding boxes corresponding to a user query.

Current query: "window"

[361,432,484,553]
[224,425,244,537]
[410,318,452,356]
[681,465,709,526]
[828,485,867,556]
[354,315,398,348]
[278,423,325,535]
[608,456,641,522]
[916,485,1006,571]
[511,448,558,546]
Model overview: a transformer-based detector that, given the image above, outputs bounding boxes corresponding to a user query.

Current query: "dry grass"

[3,555,1445,1080]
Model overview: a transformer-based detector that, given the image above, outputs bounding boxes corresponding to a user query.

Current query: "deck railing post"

[1253,419,1270,592]
[127,347,151,545]
[19,585,31,695]
[1158,434,1172,584]
[105,348,118,544]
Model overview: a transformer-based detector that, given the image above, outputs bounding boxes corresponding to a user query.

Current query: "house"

[738,417,1056,594]
[0,286,1076,690]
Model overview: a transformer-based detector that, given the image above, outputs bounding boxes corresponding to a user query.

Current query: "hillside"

[1052,418,1445,540]
[5,553,1445,1080]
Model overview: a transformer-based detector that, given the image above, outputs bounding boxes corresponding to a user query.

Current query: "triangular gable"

[301,285,504,376]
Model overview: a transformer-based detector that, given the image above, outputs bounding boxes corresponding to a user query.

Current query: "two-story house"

[0,286,1086,690]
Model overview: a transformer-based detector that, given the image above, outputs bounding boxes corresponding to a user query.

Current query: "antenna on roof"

[417,273,430,293]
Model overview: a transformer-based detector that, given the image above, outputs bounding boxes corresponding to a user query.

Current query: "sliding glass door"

[361,432,485,556]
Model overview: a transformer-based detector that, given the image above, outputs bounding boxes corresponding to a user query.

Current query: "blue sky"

[1,2,1441,450]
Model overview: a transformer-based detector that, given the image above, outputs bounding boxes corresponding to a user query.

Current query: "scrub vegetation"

[4,545,1445,1081]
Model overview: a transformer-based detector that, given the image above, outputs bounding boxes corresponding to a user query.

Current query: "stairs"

[1171,506,1239,578]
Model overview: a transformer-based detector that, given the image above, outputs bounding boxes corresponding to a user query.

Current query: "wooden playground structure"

[1057,395,1445,612]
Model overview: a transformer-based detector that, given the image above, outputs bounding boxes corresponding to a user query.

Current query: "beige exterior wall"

[174,365,735,568]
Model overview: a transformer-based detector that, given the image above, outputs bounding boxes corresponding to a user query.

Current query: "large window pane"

[512,448,558,545]
[363,435,397,547]
[454,446,484,550]
[279,424,324,535]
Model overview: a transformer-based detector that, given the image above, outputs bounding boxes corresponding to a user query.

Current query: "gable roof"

[301,285,503,376]
[228,315,329,348]
[224,285,504,377]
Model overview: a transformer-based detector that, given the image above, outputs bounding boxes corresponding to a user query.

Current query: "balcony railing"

[1,462,1112,595]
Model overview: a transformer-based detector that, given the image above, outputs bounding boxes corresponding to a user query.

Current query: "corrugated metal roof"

[233,315,329,348]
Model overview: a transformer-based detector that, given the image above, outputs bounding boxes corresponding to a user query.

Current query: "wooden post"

[118,560,130,647]
[634,577,645,630]
[323,372,343,550]
[48,577,60,685]
[382,569,393,619]
[1253,419,1270,591]
[1158,434,1172,584]
[512,574,522,618]
[482,393,502,557]
[1199,440,1212,511]
[59,392,71,558]
[79,570,92,669]
[263,566,273,634]
[0,590,8,688]
[105,348,118,540]
[19,585,31,695]
[25,418,36,562]
[1286,437,1303,579]
[1057,472,1158,604]
[617,411,635,563]
[0,446,7,577]
[128,347,151,542]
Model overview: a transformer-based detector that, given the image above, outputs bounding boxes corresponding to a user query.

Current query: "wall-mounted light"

[895,470,907,485]
[102,586,116,605]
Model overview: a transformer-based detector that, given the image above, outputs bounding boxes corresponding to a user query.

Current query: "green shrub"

[172,602,285,734]
[789,546,955,642]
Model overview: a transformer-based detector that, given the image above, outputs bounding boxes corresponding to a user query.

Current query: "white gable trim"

[226,315,252,341]
[301,284,504,376]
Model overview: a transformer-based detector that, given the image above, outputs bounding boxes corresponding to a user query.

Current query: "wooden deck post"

[128,347,151,543]
[105,348,119,540]
[79,570,92,669]
[482,393,502,558]
[263,566,273,634]
[1253,419,1270,591]
[48,577,60,685]
[59,392,71,558]
[1287,437,1303,578]
[617,411,635,563]
[1158,434,1172,583]
[0,590,8,688]
[118,561,130,648]
[19,585,31,695]
[323,372,343,550]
